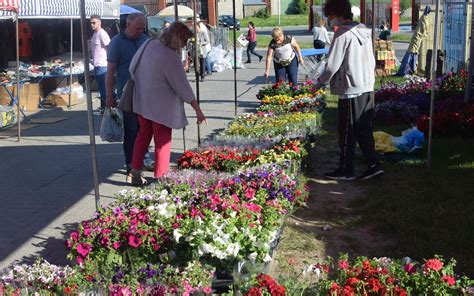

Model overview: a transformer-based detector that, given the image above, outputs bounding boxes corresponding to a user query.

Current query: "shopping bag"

[100,107,124,142]
[118,79,134,112]
[237,34,249,47]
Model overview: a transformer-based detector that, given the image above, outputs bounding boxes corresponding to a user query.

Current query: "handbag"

[117,39,153,112]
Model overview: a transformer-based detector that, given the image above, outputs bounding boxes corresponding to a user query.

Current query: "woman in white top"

[312,19,331,61]
[264,27,304,86]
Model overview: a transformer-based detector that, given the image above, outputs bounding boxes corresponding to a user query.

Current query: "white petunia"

[248,252,257,261]
[173,229,182,243]
[263,253,273,262]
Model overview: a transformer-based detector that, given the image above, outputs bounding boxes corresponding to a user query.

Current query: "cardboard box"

[0,84,39,112]
[49,92,78,106]
[0,85,14,105]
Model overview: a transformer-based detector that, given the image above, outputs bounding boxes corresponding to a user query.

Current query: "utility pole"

[464,0,474,103]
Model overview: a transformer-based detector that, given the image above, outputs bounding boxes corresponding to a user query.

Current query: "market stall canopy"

[0,0,120,19]
[156,5,194,17]
[0,0,18,11]
[120,4,141,15]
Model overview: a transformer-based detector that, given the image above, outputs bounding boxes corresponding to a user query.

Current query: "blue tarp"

[120,4,141,15]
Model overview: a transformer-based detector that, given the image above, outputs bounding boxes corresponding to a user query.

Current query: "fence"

[443,1,471,73]
[210,26,229,51]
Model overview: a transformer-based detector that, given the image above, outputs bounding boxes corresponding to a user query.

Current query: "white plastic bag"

[100,107,124,142]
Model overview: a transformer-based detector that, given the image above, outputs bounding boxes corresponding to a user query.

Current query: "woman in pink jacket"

[128,22,207,186]
[245,22,263,63]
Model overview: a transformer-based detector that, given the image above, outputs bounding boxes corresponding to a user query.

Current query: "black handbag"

[117,39,152,112]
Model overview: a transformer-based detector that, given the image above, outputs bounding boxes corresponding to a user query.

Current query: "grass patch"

[317,88,474,277]
[391,33,412,43]
[353,137,474,276]
[374,75,406,90]
[240,15,308,27]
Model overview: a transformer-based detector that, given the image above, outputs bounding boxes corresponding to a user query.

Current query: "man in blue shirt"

[106,13,149,179]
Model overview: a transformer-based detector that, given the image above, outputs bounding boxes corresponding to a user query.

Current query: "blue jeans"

[122,110,139,166]
[94,66,107,108]
[205,54,212,74]
[274,57,298,85]
[396,53,417,76]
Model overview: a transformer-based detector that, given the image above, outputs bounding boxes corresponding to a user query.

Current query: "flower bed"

[374,71,470,126]
[177,139,306,172]
[238,255,474,295]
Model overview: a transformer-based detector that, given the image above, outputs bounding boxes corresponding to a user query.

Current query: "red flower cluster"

[177,146,260,171]
[328,259,407,296]
[245,274,286,296]
[177,140,302,172]
[416,103,474,137]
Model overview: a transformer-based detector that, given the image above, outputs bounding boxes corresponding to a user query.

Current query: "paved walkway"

[0,53,267,268]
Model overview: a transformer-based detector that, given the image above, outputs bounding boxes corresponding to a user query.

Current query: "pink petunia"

[76,243,92,257]
[128,235,142,248]
[113,242,121,250]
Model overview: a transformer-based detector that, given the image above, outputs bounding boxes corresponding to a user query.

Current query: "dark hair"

[323,0,353,19]
[90,14,101,21]
[248,21,255,28]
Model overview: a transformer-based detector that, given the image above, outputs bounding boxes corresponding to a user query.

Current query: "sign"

[391,0,399,32]
[0,0,18,11]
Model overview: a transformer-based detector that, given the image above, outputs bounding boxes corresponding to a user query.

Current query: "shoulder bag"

[118,39,152,112]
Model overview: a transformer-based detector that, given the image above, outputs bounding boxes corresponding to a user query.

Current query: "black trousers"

[337,92,378,174]
[313,39,325,61]
[246,41,262,62]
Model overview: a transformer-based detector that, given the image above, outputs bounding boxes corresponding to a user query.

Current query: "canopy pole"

[371,0,376,53]
[465,3,474,103]
[174,0,179,20]
[233,0,237,116]
[193,0,201,146]
[427,0,440,168]
[79,0,101,211]
[15,12,20,141]
[69,19,73,109]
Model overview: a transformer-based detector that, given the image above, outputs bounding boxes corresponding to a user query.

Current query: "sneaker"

[324,168,356,181]
[258,56,263,62]
[245,60,251,64]
[358,163,384,180]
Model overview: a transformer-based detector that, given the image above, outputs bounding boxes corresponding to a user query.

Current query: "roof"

[0,0,120,19]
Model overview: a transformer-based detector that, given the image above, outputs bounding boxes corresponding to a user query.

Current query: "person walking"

[196,22,211,81]
[316,0,384,181]
[312,19,331,61]
[105,13,152,180]
[90,15,111,115]
[245,22,263,63]
[264,27,304,86]
[128,22,207,186]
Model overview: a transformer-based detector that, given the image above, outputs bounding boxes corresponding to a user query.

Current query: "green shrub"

[254,7,270,19]
[286,0,308,15]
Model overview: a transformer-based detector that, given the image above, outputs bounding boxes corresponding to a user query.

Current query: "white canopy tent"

[156,4,194,17]
[0,0,118,207]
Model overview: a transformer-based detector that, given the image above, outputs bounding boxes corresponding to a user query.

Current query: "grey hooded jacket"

[317,22,375,95]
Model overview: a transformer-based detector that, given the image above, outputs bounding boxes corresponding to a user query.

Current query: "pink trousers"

[131,115,172,178]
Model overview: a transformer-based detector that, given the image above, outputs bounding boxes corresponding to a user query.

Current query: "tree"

[286,0,308,15]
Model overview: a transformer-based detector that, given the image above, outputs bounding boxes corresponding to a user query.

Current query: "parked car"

[218,15,240,30]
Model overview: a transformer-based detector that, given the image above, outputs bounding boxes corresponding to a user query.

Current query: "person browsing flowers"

[128,22,207,186]
[264,27,304,86]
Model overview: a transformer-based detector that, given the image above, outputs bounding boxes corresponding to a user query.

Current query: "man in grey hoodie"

[316,0,384,180]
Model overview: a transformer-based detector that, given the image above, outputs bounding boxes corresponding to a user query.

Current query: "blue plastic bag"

[391,127,424,153]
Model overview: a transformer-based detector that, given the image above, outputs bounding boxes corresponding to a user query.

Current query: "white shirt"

[312,26,331,45]
[91,28,111,67]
